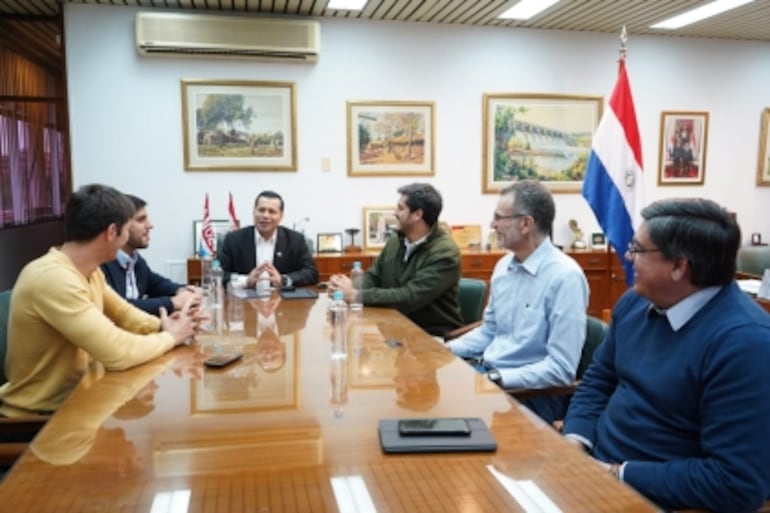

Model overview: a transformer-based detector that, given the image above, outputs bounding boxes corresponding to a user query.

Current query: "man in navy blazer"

[101,195,201,316]
[220,191,318,288]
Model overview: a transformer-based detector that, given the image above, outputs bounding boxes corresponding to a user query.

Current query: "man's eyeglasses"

[626,240,663,255]
[492,212,527,222]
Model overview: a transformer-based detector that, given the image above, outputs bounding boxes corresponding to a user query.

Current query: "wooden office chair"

[0,289,48,468]
[505,315,608,400]
[444,278,487,340]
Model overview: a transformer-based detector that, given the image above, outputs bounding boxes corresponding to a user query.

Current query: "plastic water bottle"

[210,259,224,308]
[328,290,348,359]
[349,261,364,312]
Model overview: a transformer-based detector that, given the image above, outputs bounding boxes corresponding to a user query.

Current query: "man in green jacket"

[330,183,463,337]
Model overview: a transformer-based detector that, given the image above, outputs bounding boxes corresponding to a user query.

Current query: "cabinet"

[186,248,628,315]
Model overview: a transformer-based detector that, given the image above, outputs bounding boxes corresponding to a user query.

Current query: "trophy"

[344,227,362,253]
[568,219,587,249]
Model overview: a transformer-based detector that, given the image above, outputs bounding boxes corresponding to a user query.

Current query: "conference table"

[0,291,657,512]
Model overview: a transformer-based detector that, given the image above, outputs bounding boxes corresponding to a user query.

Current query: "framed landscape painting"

[658,111,709,186]
[482,93,602,194]
[181,80,297,171]
[347,100,435,177]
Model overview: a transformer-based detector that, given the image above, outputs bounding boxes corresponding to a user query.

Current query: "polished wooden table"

[0,292,656,512]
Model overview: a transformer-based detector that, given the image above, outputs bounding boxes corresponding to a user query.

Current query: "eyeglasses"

[492,212,527,222]
[626,240,663,255]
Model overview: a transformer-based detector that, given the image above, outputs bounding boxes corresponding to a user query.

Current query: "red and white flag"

[228,192,240,230]
[199,193,215,257]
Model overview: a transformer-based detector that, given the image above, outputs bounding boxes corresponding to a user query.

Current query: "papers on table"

[738,279,762,296]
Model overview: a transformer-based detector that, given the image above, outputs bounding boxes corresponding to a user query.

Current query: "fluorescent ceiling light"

[651,0,754,29]
[328,0,368,10]
[498,0,560,20]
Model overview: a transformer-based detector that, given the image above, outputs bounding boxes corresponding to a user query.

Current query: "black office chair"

[0,289,49,469]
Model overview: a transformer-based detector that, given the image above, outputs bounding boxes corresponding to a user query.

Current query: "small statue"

[568,219,587,249]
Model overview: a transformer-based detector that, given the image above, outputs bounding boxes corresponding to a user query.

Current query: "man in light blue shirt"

[447,180,588,422]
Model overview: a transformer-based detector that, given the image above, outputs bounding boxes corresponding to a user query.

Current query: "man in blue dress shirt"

[447,180,588,422]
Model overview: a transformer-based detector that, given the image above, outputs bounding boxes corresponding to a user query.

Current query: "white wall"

[65,4,770,274]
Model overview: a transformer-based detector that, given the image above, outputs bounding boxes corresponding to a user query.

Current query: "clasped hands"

[160,298,207,346]
[328,274,356,303]
[246,261,281,288]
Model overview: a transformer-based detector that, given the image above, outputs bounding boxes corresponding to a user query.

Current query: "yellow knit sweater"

[0,248,175,417]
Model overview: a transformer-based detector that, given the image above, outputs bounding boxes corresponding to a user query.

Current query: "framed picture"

[757,107,770,186]
[181,79,297,171]
[591,232,607,249]
[191,333,300,414]
[192,219,231,256]
[482,93,603,194]
[317,232,343,253]
[362,206,398,250]
[658,111,709,185]
[346,100,435,177]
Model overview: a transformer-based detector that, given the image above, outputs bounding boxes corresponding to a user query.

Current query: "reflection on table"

[0,291,657,512]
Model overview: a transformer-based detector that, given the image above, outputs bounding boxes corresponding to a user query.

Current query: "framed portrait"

[181,79,297,171]
[591,232,607,249]
[192,219,231,256]
[317,232,343,253]
[191,333,299,414]
[482,93,603,194]
[658,111,709,186]
[362,206,398,250]
[346,100,435,177]
[757,107,770,186]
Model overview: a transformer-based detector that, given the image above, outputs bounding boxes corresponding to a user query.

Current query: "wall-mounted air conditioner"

[135,12,320,62]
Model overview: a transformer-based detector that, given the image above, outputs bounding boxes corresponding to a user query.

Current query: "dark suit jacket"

[101,255,183,316]
[220,225,318,286]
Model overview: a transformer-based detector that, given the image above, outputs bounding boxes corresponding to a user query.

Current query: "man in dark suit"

[219,190,318,288]
[101,195,202,316]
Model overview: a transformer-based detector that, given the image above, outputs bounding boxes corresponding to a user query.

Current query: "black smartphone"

[203,352,243,368]
[398,418,471,437]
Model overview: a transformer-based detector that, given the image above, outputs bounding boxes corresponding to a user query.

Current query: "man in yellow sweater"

[0,184,199,418]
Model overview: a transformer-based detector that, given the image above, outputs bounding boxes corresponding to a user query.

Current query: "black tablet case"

[279,288,318,299]
[378,418,497,454]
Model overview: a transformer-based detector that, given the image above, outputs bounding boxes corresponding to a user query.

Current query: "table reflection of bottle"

[330,356,348,419]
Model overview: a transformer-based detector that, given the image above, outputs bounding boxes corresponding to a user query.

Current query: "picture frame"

[591,232,607,249]
[191,333,300,414]
[757,107,770,186]
[316,232,343,253]
[181,79,297,171]
[192,219,231,256]
[482,93,603,194]
[362,206,398,250]
[346,100,435,177]
[658,111,709,186]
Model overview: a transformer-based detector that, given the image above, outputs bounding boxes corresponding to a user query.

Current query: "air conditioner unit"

[135,12,320,62]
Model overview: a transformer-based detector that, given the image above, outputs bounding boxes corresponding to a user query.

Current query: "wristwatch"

[486,369,503,386]
[281,274,290,287]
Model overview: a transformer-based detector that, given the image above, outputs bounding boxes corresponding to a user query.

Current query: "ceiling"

[2,0,770,73]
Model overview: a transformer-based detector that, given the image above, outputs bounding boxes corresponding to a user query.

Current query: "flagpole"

[619,25,627,64]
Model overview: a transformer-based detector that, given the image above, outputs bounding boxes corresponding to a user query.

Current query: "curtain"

[0,47,69,229]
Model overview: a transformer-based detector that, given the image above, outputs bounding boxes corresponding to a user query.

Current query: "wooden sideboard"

[187,248,628,317]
